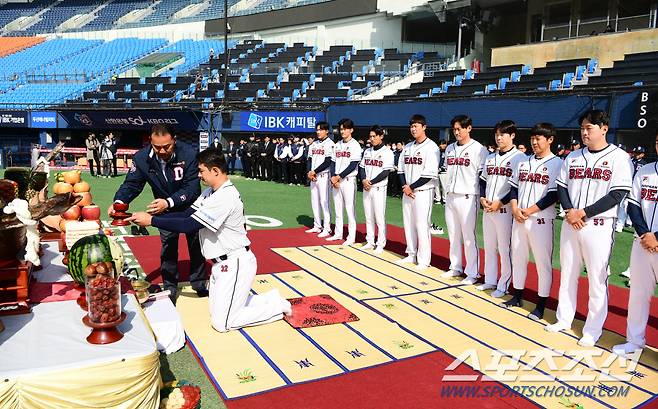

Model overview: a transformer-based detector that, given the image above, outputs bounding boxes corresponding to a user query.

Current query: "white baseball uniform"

[554,145,633,341]
[308,137,335,233]
[622,163,658,348]
[360,144,395,247]
[481,147,526,292]
[331,138,362,241]
[444,139,489,278]
[509,153,562,297]
[398,137,440,266]
[191,181,289,332]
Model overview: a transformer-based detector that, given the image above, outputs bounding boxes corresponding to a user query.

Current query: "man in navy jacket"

[109,124,206,302]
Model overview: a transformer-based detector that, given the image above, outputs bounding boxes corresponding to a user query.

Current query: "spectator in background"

[290,137,305,185]
[227,140,237,174]
[436,139,448,205]
[107,132,118,176]
[209,48,215,61]
[556,144,567,159]
[211,136,222,150]
[100,134,114,178]
[238,139,248,177]
[517,143,528,155]
[248,135,260,179]
[275,137,291,183]
[85,133,101,176]
[389,142,403,197]
[571,139,582,152]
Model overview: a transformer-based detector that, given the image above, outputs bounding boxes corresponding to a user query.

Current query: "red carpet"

[284,294,359,328]
[126,226,657,409]
[30,277,134,303]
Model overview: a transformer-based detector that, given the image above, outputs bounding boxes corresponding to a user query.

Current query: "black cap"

[633,146,646,153]
[571,139,580,146]
[557,144,565,150]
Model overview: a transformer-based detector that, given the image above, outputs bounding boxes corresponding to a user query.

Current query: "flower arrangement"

[160,380,201,409]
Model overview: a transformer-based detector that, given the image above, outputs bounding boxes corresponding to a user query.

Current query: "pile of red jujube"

[85,262,121,324]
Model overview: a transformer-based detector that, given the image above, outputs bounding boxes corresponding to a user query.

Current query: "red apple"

[81,205,101,221]
[61,205,81,220]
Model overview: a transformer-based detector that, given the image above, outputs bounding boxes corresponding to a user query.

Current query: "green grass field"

[3,169,642,408]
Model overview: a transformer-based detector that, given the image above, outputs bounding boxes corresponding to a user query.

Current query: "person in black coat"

[108,132,118,177]
[226,140,237,174]
[109,124,206,303]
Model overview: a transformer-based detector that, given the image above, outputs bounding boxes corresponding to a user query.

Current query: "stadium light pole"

[222,0,229,106]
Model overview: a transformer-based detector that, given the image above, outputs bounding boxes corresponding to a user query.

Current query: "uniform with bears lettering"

[329,138,362,243]
[613,162,658,355]
[549,145,633,342]
[308,137,335,234]
[509,153,562,302]
[397,138,439,267]
[480,148,526,294]
[443,140,488,279]
[360,145,395,249]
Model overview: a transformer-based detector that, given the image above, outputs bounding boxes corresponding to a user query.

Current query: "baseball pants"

[483,207,513,292]
[310,172,331,233]
[625,240,658,347]
[437,173,448,202]
[556,218,615,341]
[402,188,434,266]
[209,250,286,332]
[363,185,387,247]
[332,175,357,241]
[511,217,554,297]
[445,193,479,278]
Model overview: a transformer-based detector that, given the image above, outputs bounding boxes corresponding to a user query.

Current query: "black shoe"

[528,307,544,321]
[502,296,522,308]
[130,225,140,235]
[195,288,209,298]
[139,226,149,235]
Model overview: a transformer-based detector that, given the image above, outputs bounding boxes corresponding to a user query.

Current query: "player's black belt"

[211,246,250,263]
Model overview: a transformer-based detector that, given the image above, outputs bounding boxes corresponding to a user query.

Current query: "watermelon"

[68,234,124,285]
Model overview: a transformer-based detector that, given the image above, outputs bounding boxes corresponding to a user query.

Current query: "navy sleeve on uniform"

[314,157,331,173]
[114,160,147,204]
[358,166,365,180]
[509,186,518,201]
[535,191,558,210]
[557,185,574,210]
[500,191,511,205]
[369,169,391,185]
[583,189,627,219]
[152,214,204,234]
[399,173,406,186]
[409,177,431,190]
[339,160,359,179]
[479,179,487,198]
[157,207,195,219]
[627,202,650,236]
[306,157,312,172]
[329,161,337,177]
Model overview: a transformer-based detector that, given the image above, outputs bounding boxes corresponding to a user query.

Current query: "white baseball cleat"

[325,235,342,241]
[430,225,444,235]
[491,289,506,298]
[544,322,570,333]
[281,299,293,316]
[440,270,461,278]
[342,240,355,247]
[620,268,630,278]
[373,246,385,255]
[305,227,322,233]
[577,335,597,347]
[395,256,416,265]
[612,342,643,356]
[317,231,331,238]
[460,277,478,285]
[476,283,496,291]
[415,264,429,271]
[361,243,375,250]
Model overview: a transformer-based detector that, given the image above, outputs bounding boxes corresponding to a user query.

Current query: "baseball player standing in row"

[128,148,291,332]
[396,114,440,270]
[502,123,562,320]
[328,118,362,246]
[440,115,488,284]
[613,131,658,356]
[359,125,395,254]
[478,120,525,297]
[545,110,633,347]
[306,122,335,237]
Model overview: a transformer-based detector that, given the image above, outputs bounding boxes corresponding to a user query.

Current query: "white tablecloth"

[34,241,69,283]
[0,295,156,378]
[143,297,185,354]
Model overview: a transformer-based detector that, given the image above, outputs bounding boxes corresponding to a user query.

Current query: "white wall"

[246,13,404,50]
[377,0,429,15]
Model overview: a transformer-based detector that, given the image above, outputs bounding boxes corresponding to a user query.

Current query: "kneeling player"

[128,148,291,332]
[502,123,561,319]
